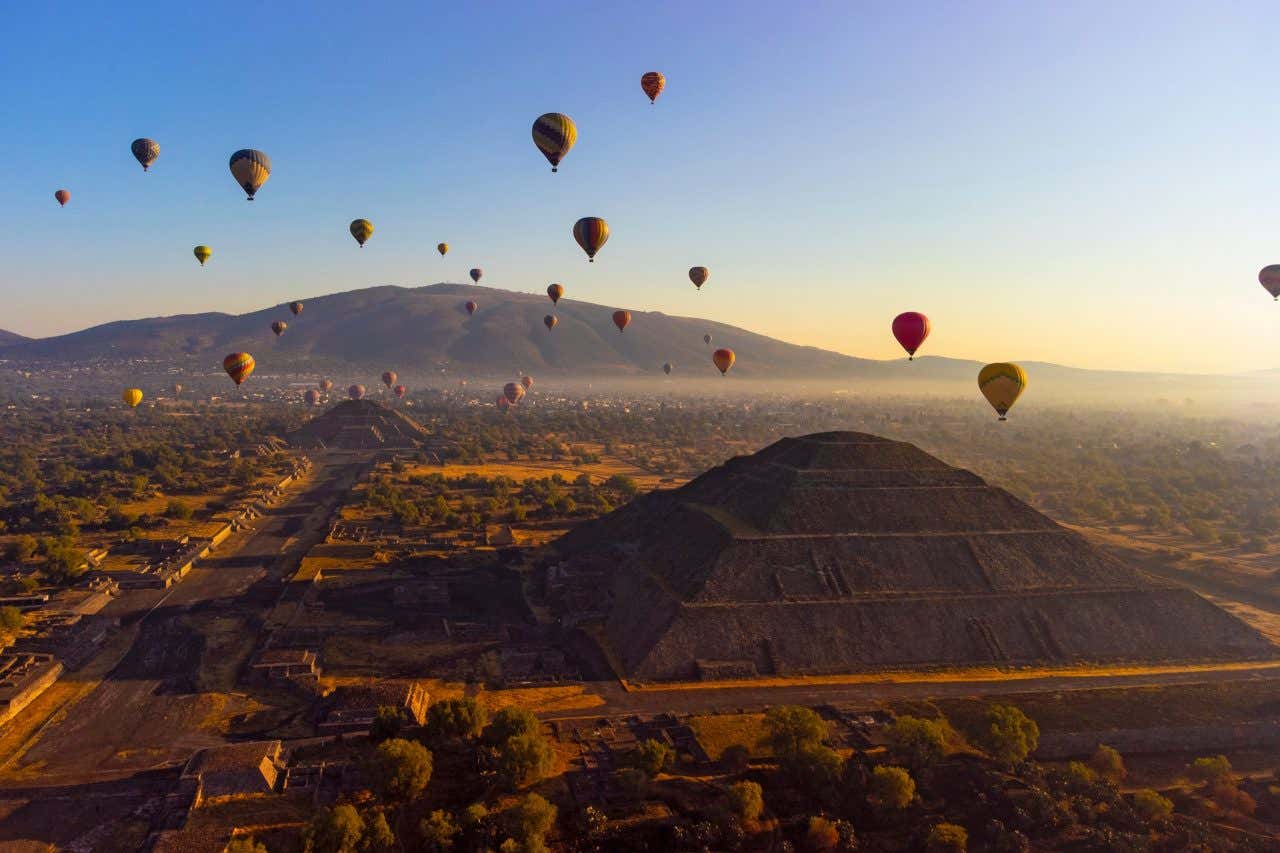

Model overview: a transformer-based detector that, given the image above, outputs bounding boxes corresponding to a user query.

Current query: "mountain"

[551,432,1273,681]
[0,329,30,347]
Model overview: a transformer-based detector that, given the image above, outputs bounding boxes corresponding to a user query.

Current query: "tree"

[367,738,433,805]
[5,535,37,563]
[804,816,840,851]
[419,809,459,852]
[725,780,764,822]
[976,704,1039,766]
[504,793,557,849]
[887,715,949,771]
[927,823,968,851]
[224,838,267,853]
[369,706,403,742]
[360,811,396,852]
[1130,789,1173,822]
[869,765,915,811]
[0,606,25,633]
[631,738,674,775]
[303,804,364,853]
[1187,754,1232,786]
[426,698,486,742]
[165,499,194,520]
[1088,744,1126,783]
[1211,781,1256,816]
[497,731,555,787]
[1064,761,1097,787]
[722,744,751,774]
[483,707,540,746]
[762,705,828,759]
[617,767,649,800]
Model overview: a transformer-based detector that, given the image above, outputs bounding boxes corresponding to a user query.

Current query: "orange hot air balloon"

[547,283,564,304]
[891,312,931,360]
[223,352,255,386]
[641,71,665,104]
[393,384,407,399]
[465,300,478,316]
[290,301,303,316]
[573,217,609,262]
[497,394,511,411]
[382,370,397,388]
[305,389,321,406]
[689,267,709,290]
[437,242,448,256]
[612,310,631,332]
[712,348,736,375]
[319,378,334,392]
[470,268,483,283]
[349,384,366,400]
[54,189,70,207]
[544,314,557,331]
[271,320,287,336]
[503,382,526,404]
[521,375,533,390]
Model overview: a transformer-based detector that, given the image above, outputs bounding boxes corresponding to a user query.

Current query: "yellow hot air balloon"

[573,217,610,262]
[193,245,212,266]
[223,352,256,386]
[350,219,374,247]
[229,149,271,200]
[437,242,449,256]
[532,113,578,172]
[122,388,144,408]
[978,362,1027,420]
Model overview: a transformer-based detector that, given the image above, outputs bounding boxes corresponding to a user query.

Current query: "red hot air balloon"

[521,375,533,390]
[305,389,321,406]
[223,352,255,386]
[891,312,931,360]
[382,370,397,388]
[713,348,736,375]
[393,384,407,399]
[543,314,557,331]
[54,189,71,207]
[465,300,478,316]
[503,382,526,404]
[612,310,631,332]
[271,320,287,336]
[348,384,366,400]
[496,395,511,411]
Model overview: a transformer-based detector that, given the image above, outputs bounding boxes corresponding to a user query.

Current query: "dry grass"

[688,713,771,759]
[472,684,605,714]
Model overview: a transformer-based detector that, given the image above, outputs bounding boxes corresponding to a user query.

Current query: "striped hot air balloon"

[521,375,533,391]
[393,384,407,399]
[229,149,271,200]
[350,218,374,247]
[641,71,665,103]
[305,389,321,406]
[712,348,736,375]
[465,300,478,316]
[319,378,334,392]
[193,245,212,267]
[547,283,564,304]
[503,382,525,404]
[290,301,303,316]
[573,217,609,262]
[437,242,449,256]
[544,314,557,331]
[978,362,1028,420]
[271,321,287,336]
[531,113,577,172]
[689,267,709,289]
[131,138,160,171]
[349,384,366,400]
[223,352,255,385]
[663,362,672,375]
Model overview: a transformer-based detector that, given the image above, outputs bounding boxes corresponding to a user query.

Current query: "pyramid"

[553,432,1274,681]
[288,399,434,451]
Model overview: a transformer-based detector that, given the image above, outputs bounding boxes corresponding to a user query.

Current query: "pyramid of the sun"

[288,399,433,450]
[553,432,1273,681]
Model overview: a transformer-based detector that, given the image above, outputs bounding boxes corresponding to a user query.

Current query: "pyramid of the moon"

[552,432,1274,681]
[288,399,432,450]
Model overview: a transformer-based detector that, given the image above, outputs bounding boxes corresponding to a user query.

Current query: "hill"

[0,329,30,347]
[551,431,1274,681]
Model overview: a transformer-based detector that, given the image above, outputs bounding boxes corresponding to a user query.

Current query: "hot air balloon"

[122,388,144,408]
[689,267,709,290]
[305,389,321,406]
[437,243,449,256]
[349,218,374,248]
[891,312,931,360]
[713,348,736,375]
[393,384,407,399]
[229,149,271,200]
[349,384,366,400]
[497,394,511,411]
[532,112,577,172]
[382,370,397,388]
[54,189,70,207]
[223,352,255,386]
[131,138,160,171]
[172,383,183,396]
[573,217,609,262]
[544,314,557,331]
[663,362,673,375]
[290,301,303,316]
[703,333,712,346]
[503,382,526,404]
[465,300,478,316]
[547,283,564,304]
[978,362,1027,421]
[319,378,334,392]
[641,71,665,104]
[193,245,212,267]
[470,268,483,283]
[612,310,631,332]
[271,320,287,336]
[1260,266,1280,300]
[521,375,533,390]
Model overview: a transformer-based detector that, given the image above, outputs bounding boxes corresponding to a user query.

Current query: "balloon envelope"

[320,378,334,392]
[382,371,397,388]
[1261,265,1280,300]
[641,71,665,103]
[470,268,483,283]
[348,384,366,400]
[663,362,672,375]
[229,149,270,200]
[689,267,709,289]
[393,384,407,398]
[54,189,70,206]
[271,321,287,336]
[703,333,712,345]
[223,352,255,385]
[290,301,303,316]
[465,300,478,315]
[612,310,631,332]
[437,242,449,256]
[122,388,144,408]
[573,217,609,262]
[713,348,736,375]
[978,362,1027,420]
[532,112,578,172]
[131,138,160,171]
[547,283,564,304]
[503,382,526,404]
[172,383,183,395]
[305,389,321,406]
[543,314,557,330]
[892,312,931,359]
[521,375,533,390]
[349,218,373,247]
[193,245,212,266]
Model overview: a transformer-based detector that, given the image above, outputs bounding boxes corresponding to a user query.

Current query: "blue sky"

[3,1,1279,372]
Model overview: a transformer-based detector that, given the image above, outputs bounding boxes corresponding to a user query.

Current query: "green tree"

[631,738,674,775]
[1088,744,1126,783]
[360,811,396,852]
[976,704,1039,766]
[367,738,433,805]
[5,535,37,562]
[369,706,404,743]
[721,744,750,774]
[497,731,556,787]
[303,804,365,853]
[419,809,459,852]
[0,606,25,633]
[926,822,968,851]
[887,715,949,771]
[1131,789,1174,822]
[426,697,487,742]
[504,793,557,850]
[762,705,828,759]
[224,838,268,853]
[1187,754,1232,786]
[483,707,540,746]
[869,765,915,811]
[725,780,764,822]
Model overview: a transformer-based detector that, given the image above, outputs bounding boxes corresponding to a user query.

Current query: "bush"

[427,697,486,742]
[631,738,674,775]
[887,715,950,770]
[4,535,37,562]
[224,838,267,853]
[1187,754,1232,786]
[1211,781,1256,815]
[869,765,915,811]
[504,793,557,849]
[1130,788,1173,822]
[1088,744,1126,783]
[927,822,968,851]
[420,809,459,852]
[725,780,764,822]
[976,704,1039,766]
[360,811,396,852]
[762,705,828,759]
[0,606,25,633]
[367,738,433,804]
[803,815,840,851]
[1064,761,1097,787]
[164,499,194,520]
[722,743,750,774]
[497,731,555,787]
[483,707,540,746]
[302,804,364,853]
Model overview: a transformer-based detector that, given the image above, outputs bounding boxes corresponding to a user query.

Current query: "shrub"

[420,809,459,852]
[497,731,555,787]
[1187,754,1232,786]
[369,706,403,742]
[224,838,267,853]
[887,715,950,770]
[869,765,915,811]
[0,606,25,633]
[762,705,828,759]
[483,707,541,746]
[360,811,396,852]
[164,499,194,520]
[803,815,840,851]
[927,822,968,851]
[504,793,557,849]
[725,780,764,822]
[302,804,364,853]
[1088,744,1126,783]
[1130,789,1173,822]
[427,697,486,742]
[976,704,1039,766]
[632,738,674,775]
